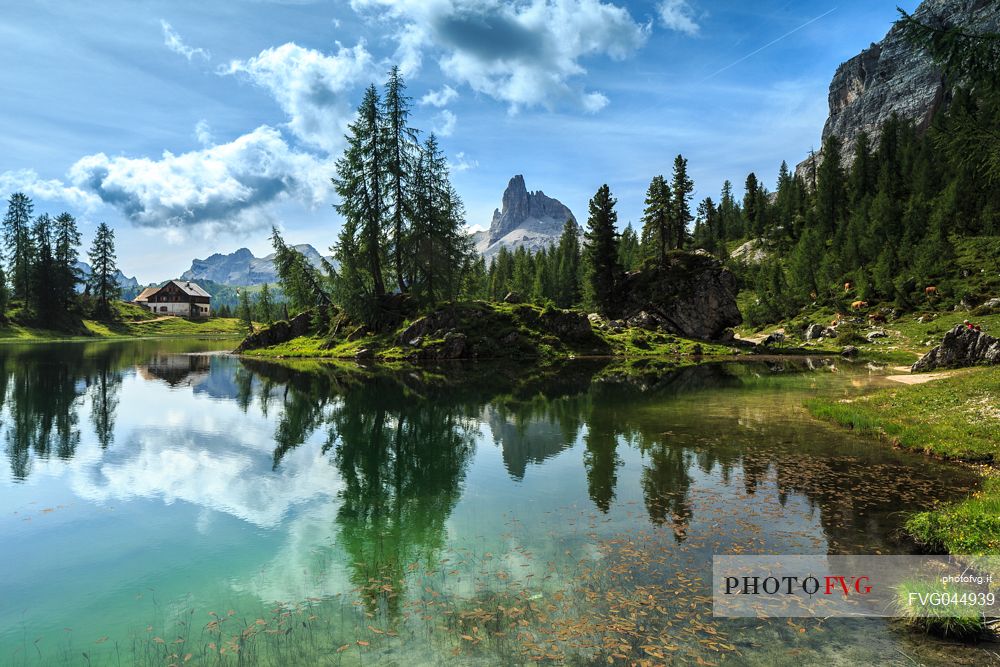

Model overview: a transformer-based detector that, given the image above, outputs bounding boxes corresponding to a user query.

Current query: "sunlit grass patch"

[894,579,989,639]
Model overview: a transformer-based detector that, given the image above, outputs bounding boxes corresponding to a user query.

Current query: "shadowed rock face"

[797,0,1000,180]
[912,324,1000,371]
[475,175,576,259]
[613,252,742,341]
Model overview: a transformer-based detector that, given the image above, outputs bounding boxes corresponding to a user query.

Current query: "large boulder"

[234,311,312,353]
[912,324,1000,372]
[613,252,742,341]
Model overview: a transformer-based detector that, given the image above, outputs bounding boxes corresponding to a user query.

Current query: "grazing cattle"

[831,314,845,326]
[868,312,886,324]
[844,282,853,292]
[925,286,937,296]
[851,300,868,310]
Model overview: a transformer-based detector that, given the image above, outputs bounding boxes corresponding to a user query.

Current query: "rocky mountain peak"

[797,0,1000,179]
[479,175,576,258]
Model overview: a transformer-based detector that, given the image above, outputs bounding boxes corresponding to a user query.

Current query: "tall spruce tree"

[815,135,848,237]
[555,219,582,307]
[639,175,670,266]
[87,222,120,318]
[669,155,694,249]
[617,223,641,271]
[3,192,35,302]
[30,214,58,317]
[584,184,621,315]
[53,212,81,308]
[383,66,419,291]
[409,134,471,305]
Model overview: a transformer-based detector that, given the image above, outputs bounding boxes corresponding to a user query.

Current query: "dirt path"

[885,371,956,385]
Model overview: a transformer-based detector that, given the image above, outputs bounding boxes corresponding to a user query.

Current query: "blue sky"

[0,0,920,283]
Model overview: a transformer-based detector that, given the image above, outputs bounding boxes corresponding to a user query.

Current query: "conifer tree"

[53,212,81,308]
[669,155,694,249]
[87,222,120,318]
[639,175,670,266]
[555,219,582,307]
[3,192,34,302]
[238,288,255,333]
[383,66,419,290]
[30,214,58,317]
[584,184,621,315]
[333,84,389,320]
[0,268,7,319]
[617,223,641,272]
[816,135,848,237]
[270,228,331,311]
[258,283,274,325]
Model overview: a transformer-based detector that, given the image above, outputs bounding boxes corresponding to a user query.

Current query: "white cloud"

[449,151,478,172]
[420,84,459,107]
[194,119,214,147]
[433,109,457,136]
[350,0,649,112]
[657,0,700,36]
[68,125,332,234]
[0,168,101,210]
[221,41,375,152]
[160,20,211,61]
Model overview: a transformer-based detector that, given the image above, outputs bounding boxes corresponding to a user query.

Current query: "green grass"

[808,366,1000,555]
[0,300,245,342]
[905,478,1000,555]
[807,367,1000,461]
[894,579,990,639]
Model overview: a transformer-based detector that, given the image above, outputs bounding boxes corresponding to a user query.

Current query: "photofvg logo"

[712,555,1000,618]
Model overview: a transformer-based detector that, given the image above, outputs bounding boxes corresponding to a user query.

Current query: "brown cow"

[851,300,868,310]
[831,313,845,326]
[868,312,886,324]
[844,282,853,292]
[925,286,938,296]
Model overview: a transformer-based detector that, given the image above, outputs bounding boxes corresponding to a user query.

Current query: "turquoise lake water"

[0,340,993,665]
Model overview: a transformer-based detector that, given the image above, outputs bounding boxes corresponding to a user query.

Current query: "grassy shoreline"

[807,366,1000,555]
[0,315,245,343]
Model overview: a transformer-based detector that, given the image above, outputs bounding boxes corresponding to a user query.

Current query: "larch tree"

[333,83,389,320]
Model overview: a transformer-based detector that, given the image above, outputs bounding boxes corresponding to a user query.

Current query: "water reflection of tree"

[238,361,490,615]
[1,343,137,479]
[4,346,84,478]
[328,378,477,614]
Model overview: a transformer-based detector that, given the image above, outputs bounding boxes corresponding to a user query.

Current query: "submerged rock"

[912,324,1000,372]
[613,251,742,341]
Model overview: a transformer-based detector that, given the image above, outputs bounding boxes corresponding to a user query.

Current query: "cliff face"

[475,175,576,259]
[798,0,1000,179]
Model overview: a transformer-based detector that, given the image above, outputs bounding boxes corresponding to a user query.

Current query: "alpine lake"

[0,338,994,666]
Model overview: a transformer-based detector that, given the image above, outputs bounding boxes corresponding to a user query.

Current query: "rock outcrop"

[912,324,1000,371]
[474,175,576,260]
[612,252,742,341]
[182,245,332,286]
[797,0,1000,180]
[234,311,313,353]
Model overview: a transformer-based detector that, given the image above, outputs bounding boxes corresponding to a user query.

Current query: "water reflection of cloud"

[70,428,344,528]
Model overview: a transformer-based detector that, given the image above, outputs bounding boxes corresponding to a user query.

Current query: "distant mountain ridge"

[474,175,576,259]
[74,261,141,298]
[180,245,330,286]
